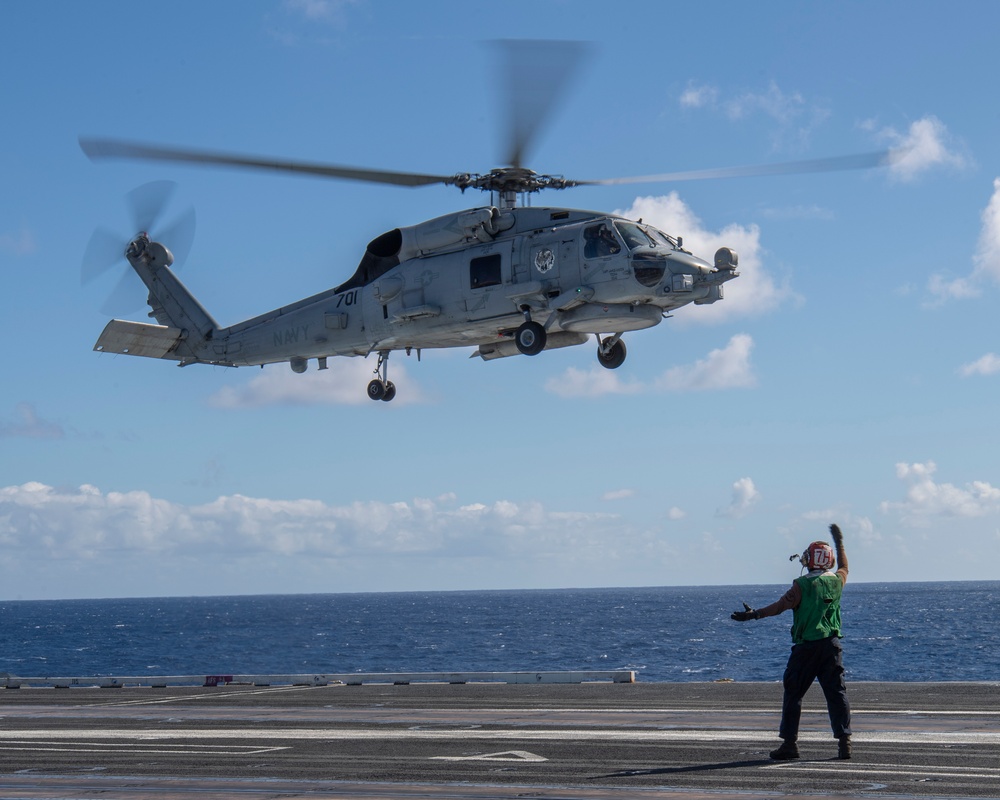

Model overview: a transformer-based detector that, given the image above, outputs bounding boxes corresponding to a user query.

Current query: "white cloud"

[717,477,760,519]
[873,116,969,182]
[972,177,1000,283]
[724,82,807,126]
[616,194,796,325]
[545,334,756,398]
[0,483,628,564]
[926,273,980,302]
[602,489,635,501]
[655,333,756,392]
[0,482,720,599]
[7,481,786,597]
[680,103,966,184]
[679,82,719,110]
[544,365,643,398]
[676,80,827,150]
[959,353,1000,377]
[208,357,425,407]
[927,178,1000,302]
[853,515,880,545]
[879,461,1000,526]
[862,117,980,305]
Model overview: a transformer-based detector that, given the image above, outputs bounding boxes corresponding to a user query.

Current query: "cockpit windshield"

[613,221,679,250]
[614,221,654,250]
[645,226,679,248]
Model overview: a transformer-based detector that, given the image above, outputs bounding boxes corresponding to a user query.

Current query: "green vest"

[790,572,843,644]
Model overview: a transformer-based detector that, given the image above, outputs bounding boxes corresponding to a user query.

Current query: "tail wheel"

[515,321,546,356]
[597,337,627,369]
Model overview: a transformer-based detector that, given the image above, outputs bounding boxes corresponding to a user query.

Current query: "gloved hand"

[829,523,844,545]
[731,602,758,622]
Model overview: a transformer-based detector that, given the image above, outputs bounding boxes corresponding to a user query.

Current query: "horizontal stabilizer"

[94,319,186,359]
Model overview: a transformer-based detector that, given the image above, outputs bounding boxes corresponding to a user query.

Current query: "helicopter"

[80,43,893,402]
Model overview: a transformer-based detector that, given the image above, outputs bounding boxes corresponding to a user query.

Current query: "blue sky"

[2,0,999,600]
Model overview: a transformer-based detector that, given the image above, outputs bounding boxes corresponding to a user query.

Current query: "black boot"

[770,740,800,760]
[838,735,852,759]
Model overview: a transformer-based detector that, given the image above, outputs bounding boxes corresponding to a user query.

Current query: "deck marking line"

[768,762,1000,781]
[432,750,547,762]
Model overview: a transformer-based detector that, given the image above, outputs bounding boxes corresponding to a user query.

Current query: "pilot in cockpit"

[584,223,621,259]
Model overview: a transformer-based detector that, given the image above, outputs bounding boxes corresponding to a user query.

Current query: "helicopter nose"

[666,251,713,276]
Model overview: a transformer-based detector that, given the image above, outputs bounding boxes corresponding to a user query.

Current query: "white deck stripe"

[3,727,1000,745]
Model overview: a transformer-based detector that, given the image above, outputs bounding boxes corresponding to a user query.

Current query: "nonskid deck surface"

[2,681,999,799]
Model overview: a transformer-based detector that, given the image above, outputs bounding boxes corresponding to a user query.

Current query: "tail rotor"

[81,181,195,315]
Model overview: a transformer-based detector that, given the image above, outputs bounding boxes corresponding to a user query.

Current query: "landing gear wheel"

[367,350,395,402]
[515,321,546,356]
[597,337,627,369]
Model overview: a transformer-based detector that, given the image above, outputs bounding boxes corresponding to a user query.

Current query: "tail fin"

[93,234,219,364]
[132,236,217,337]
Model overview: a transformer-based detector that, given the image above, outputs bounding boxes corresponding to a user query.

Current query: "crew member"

[584,224,620,258]
[731,524,852,760]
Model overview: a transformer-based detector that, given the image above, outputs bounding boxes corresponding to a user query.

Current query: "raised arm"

[830,523,848,583]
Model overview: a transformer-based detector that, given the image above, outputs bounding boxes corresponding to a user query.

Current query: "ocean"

[1,582,998,683]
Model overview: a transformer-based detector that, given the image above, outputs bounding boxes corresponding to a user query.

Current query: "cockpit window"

[583,223,622,258]
[614,221,657,251]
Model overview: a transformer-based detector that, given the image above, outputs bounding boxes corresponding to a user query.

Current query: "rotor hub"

[449,167,576,197]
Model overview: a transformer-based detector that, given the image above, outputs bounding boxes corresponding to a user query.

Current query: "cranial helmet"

[800,541,835,571]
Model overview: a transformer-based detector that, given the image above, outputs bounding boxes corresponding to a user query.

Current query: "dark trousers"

[779,636,851,741]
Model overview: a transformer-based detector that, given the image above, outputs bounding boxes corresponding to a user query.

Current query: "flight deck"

[2,678,999,799]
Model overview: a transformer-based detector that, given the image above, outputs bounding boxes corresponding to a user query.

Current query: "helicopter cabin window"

[584,224,621,258]
[470,253,502,289]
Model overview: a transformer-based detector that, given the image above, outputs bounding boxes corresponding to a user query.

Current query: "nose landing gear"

[596,334,627,369]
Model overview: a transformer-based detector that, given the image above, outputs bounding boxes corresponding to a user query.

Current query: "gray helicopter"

[80,44,891,402]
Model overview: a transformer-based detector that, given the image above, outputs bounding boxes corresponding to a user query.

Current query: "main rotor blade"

[499,39,591,169]
[580,150,894,186]
[80,137,456,188]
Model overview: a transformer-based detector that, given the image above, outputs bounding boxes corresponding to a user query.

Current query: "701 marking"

[336,289,359,307]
